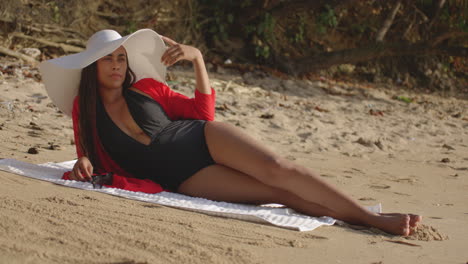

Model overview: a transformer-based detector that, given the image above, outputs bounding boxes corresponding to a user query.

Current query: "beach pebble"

[48,143,61,150]
[442,144,455,150]
[29,122,43,130]
[27,147,38,154]
[288,240,303,248]
[355,137,374,147]
[260,113,274,119]
[374,140,385,150]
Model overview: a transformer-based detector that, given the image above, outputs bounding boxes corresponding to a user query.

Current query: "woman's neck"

[98,86,124,105]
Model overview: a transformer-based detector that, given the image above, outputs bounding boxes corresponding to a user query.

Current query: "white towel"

[0,158,381,231]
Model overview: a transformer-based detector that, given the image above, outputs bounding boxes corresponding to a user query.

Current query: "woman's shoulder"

[133,78,166,90]
[129,78,170,100]
[132,78,171,98]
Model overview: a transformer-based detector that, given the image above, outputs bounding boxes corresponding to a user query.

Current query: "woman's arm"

[138,36,215,120]
[192,52,211,95]
[160,36,211,95]
[70,97,93,181]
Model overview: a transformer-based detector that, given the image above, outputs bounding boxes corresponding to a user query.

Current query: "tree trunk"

[376,1,402,42]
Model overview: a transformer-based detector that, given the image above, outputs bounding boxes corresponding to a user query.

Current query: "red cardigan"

[63,78,216,193]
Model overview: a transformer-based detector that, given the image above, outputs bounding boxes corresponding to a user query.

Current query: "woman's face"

[96,46,128,90]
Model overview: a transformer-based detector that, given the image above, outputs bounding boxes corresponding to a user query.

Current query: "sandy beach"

[1,58,467,263]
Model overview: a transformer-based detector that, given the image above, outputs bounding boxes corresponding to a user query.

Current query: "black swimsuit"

[96,89,215,191]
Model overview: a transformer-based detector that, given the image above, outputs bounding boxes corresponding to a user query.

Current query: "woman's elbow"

[193,106,215,121]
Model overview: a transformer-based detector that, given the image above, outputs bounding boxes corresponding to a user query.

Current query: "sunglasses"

[90,172,114,189]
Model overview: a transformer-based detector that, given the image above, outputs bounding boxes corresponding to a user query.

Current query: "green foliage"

[255,44,270,59]
[440,4,468,32]
[199,0,238,42]
[47,1,60,23]
[240,0,253,8]
[246,13,276,59]
[124,21,137,35]
[197,1,277,59]
[290,15,306,44]
[394,95,413,103]
[257,13,274,36]
[351,23,367,34]
[440,7,451,22]
[455,16,467,32]
[254,13,276,59]
[316,5,338,34]
[208,12,232,42]
[450,9,468,32]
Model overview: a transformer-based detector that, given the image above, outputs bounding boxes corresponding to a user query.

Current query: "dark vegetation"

[0,0,467,97]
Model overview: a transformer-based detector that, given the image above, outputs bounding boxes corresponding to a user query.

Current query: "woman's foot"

[368,213,422,236]
[381,213,422,228]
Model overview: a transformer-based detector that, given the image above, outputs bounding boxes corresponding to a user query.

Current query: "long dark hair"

[77,59,136,171]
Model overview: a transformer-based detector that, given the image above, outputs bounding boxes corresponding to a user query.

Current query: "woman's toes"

[400,214,411,236]
[409,214,422,227]
[381,213,422,229]
[403,227,410,236]
[402,214,410,223]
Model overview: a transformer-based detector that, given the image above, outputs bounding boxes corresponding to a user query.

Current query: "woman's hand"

[161,36,211,95]
[69,157,93,182]
[160,36,202,66]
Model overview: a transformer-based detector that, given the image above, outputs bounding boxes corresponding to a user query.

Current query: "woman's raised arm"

[160,36,211,95]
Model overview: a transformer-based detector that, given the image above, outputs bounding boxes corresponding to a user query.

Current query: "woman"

[39,29,421,236]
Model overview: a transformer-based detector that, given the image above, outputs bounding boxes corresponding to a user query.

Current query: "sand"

[1,58,467,263]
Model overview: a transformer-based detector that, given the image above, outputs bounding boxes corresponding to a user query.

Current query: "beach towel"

[0,159,381,231]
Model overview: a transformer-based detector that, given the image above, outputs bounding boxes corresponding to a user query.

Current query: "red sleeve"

[72,96,84,158]
[132,78,216,121]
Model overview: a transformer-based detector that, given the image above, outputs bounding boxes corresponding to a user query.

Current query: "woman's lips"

[111,73,122,79]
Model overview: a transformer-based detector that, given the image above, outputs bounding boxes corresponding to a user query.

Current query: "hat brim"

[39,29,167,116]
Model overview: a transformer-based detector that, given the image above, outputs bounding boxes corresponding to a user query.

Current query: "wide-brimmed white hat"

[39,28,167,116]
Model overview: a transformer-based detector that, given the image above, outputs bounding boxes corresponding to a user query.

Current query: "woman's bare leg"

[178,164,343,219]
[196,121,421,235]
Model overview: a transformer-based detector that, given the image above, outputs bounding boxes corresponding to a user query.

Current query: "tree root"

[0,46,38,65]
[10,32,84,53]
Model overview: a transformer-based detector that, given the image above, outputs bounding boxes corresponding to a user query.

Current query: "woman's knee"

[259,156,298,186]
